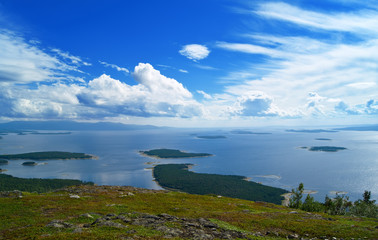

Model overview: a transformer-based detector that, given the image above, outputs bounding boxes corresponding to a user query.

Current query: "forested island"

[196,135,226,139]
[0,174,93,193]
[231,130,271,135]
[0,151,96,160]
[286,129,338,133]
[315,138,332,141]
[0,160,8,165]
[153,164,287,204]
[22,161,37,166]
[140,149,212,159]
[301,146,347,152]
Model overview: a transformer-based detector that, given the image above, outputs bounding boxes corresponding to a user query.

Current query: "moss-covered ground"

[0,185,377,239]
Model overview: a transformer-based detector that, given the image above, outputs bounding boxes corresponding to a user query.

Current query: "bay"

[0,128,377,202]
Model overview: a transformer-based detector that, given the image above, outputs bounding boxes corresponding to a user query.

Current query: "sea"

[0,128,377,202]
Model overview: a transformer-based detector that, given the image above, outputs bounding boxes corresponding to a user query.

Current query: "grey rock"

[97,220,126,228]
[46,220,73,228]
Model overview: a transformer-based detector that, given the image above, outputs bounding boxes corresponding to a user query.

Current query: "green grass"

[0,185,376,239]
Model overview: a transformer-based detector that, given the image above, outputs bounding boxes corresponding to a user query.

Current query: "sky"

[0,0,377,127]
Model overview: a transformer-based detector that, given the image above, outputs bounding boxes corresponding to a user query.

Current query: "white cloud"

[197,90,212,99]
[99,61,129,73]
[52,48,91,66]
[218,3,378,120]
[77,63,203,118]
[0,30,88,84]
[216,42,281,57]
[132,63,193,101]
[179,44,210,61]
[256,2,378,36]
[346,82,376,89]
[179,69,188,73]
[230,92,282,117]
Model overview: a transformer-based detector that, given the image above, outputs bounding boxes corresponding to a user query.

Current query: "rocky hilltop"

[0,185,377,239]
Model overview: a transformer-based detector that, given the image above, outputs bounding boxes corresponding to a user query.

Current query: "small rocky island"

[0,151,96,160]
[140,149,212,159]
[301,146,347,152]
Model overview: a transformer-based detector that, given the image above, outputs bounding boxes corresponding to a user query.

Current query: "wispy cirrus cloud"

[217,2,378,120]
[0,30,89,83]
[99,61,129,74]
[52,48,91,66]
[255,2,378,37]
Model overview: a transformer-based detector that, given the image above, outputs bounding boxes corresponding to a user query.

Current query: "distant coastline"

[0,151,97,160]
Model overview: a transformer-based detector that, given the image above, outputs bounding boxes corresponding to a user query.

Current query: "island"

[196,135,227,139]
[153,164,288,205]
[22,161,37,166]
[140,149,212,159]
[301,146,347,152]
[286,129,338,133]
[0,168,7,172]
[231,130,271,135]
[0,151,96,160]
[30,131,72,135]
[315,138,332,141]
[0,160,8,165]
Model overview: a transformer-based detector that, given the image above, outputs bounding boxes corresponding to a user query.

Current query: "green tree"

[289,183,304,209]
[350,191,377,218]
[301,194,324,212]
[324,194,352,215]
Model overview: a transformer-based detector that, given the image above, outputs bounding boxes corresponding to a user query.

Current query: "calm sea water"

[0,128,377,202]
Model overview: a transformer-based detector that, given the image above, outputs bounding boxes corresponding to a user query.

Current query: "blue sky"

[0,0,377,127]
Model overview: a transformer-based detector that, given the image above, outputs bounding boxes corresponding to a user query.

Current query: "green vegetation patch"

[140,149,212,158]
[153,164,288,205]
[22,161,37,166]
[0,151,95,160]
[0,174,93,193]
[308,146,347,152]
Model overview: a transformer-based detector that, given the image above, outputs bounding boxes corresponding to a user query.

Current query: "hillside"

[0,185,377,239]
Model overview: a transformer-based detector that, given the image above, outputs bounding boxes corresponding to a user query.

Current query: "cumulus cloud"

[77,63,203,118]
[179,44,210,61]
[230,92,282,117]
[99,61,129,73]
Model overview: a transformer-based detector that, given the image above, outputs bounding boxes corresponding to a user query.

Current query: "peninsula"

[140,149,212,159]
[153,164,287,205]
[0,151,96,160]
